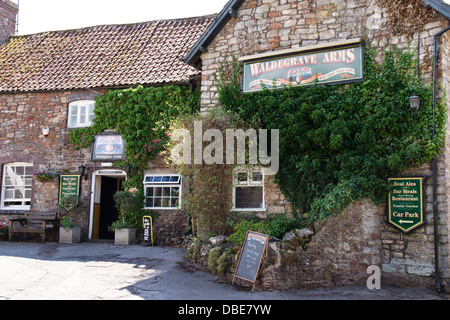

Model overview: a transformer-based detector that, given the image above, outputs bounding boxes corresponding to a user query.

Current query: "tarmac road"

[0,242,447,301]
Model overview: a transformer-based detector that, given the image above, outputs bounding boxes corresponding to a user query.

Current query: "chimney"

[0,0,18,43]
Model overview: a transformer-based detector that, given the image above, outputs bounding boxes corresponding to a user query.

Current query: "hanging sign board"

[387,176,427,234]
[59,174,80,203]
[91,134,126,161]
[240,39,364,93]
[232,231,269,292]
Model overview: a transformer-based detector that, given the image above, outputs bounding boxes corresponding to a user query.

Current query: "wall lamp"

[78,164,89,180]
[409,94,420,119]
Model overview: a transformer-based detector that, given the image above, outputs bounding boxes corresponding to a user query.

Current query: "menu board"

[233,231,269,291]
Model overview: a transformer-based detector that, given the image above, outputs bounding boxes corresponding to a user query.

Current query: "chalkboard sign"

[233,231,269,291]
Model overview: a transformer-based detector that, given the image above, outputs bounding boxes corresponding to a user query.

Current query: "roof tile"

[0,15,215,92]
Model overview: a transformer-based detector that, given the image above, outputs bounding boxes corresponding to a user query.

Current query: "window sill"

[230,208,266,212]
[144,207,181,210]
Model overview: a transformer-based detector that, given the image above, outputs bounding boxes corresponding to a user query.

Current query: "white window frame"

[1,162,33,210]
[143,174,182,210]
[232,168,265,211]
[68,100,95,128]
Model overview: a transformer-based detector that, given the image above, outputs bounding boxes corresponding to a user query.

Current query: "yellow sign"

[143,216,153,246]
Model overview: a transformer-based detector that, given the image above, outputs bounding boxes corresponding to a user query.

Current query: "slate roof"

[0,15,216,93]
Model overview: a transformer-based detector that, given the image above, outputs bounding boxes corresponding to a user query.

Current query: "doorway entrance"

[89,170,127,239]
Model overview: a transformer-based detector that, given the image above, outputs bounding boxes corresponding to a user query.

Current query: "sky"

[11,0,230,35]
[10,0,450,36]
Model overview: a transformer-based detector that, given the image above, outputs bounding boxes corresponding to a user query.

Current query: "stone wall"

[197,0,450,290]
[0,90,103,237]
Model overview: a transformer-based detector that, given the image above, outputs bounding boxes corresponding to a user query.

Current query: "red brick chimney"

[0,0,17,43]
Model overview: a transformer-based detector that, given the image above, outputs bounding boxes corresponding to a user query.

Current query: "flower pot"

[59,227,81,244]
[114,228,136,245]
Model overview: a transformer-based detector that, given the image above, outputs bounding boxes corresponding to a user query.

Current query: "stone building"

[2,0,450,292]
[184,0,450,291]
[0,0,214,243]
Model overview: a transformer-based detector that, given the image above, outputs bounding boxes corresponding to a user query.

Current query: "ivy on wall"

[216,46,447,223]
[69,85,200,190]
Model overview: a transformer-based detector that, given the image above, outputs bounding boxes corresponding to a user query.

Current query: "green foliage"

[207,246,230,276]
[58,195,82,229]
[228,214,301,247]
[217,46,447,223]
[69,85,200,190]
[113,190,153,230]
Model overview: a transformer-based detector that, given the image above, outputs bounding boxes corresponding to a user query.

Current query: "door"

[98,176,119,239]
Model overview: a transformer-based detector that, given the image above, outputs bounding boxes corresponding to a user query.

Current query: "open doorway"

[89,170,126,239]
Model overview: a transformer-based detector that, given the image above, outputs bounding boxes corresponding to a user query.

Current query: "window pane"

[235,186,263,209]
[154,198,162,207]
[5,187,14,199]
[79,106,86,125]
[69,115,78,127]
[171,197,179,207]
[146,187,153,197]
[252,172,262,182]
[25,166,34,176]
[145,198,153,208]
[70,105,78,115]
[162,198,170,207]
[237,172,247,183]
[155,187,162,196]
[172,187,179,197]
[163,187,170,197]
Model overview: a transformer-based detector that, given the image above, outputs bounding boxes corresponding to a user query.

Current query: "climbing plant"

[216,46,447,223]
[70,85,200,190]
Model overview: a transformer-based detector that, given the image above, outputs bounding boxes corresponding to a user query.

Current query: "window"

[68,100,95,128]
[143,174,182,209]
[232,169,265,210]
[1,163,33,210]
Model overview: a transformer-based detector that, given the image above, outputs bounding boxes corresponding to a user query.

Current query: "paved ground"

[0,242,447,301]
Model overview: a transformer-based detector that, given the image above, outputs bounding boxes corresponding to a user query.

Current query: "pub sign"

[387,177,427,234]
[91,134,126,161]
[241,40,364,93]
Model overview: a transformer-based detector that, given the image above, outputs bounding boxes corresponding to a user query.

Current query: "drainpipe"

[432,25,450,294]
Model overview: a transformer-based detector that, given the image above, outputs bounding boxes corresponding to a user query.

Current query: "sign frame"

[91,133,126,162]
[386,176,427,234]
[58,174,81,203]
[240,39,364,93]
[232,230,269,292]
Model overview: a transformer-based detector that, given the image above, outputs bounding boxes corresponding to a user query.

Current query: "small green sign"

[387,177,426,234]
[59,174,80,203]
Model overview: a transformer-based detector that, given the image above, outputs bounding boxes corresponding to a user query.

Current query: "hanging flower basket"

[34,170,55,182]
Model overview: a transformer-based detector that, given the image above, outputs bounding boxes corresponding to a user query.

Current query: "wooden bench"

[8,211,60,243]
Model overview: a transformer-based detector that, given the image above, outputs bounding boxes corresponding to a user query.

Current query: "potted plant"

[112,190,144,245]
[58,195,82,243]
[34,170,55,182]
[0,222,8,241]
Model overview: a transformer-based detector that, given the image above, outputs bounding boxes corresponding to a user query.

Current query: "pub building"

[2,0,450,292]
